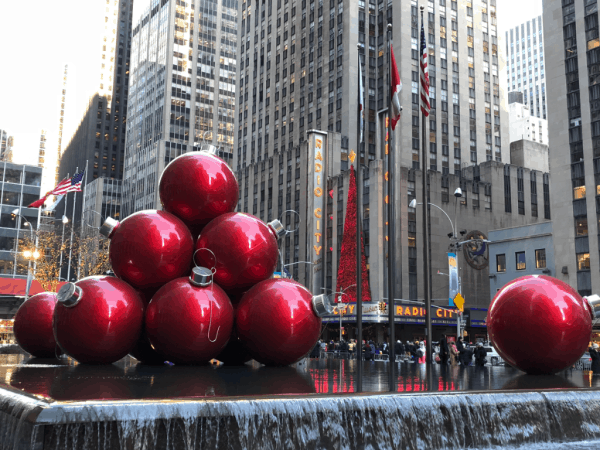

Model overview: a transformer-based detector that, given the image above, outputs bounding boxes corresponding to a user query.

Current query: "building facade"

[0,163,43,276]
[544,0,599,296]
[508,100,548,145]
[234,0,509,175]
[57,0,133,224]
[82,177,122,230]
[121,0,238,217]
[488,221,554,298]
[0,131,11,162]
[505,15,547,120]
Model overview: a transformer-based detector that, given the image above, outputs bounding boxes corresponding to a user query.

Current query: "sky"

[0,0,541,175]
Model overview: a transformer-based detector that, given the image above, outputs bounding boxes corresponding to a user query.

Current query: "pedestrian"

[418,341,426,363]
[363,340,373,361]
[439,334,449,365]
[327,340,335,352]
[411,341,419,362]
[456,337,465,364]
[450,340,459,366]
[310,341,321,358]
[462,343,474,366]
[474,342,487,366]
[590,343,600,380]
[395,340,404,361]
[382,341,389,355]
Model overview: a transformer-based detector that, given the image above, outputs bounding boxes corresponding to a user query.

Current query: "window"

[516,251,526,270]
[577,252,590,271]
[575,218,588,236]
[496,254,506,273]
[535,249,547,269]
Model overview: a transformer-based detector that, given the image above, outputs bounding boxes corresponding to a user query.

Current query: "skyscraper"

[121,0,238,217]
[0,130,13,163]
[505,16,547,120]
[232,0,511,296]
[57,0,133,223]
[55,65,69,184]
[544,0,598,295]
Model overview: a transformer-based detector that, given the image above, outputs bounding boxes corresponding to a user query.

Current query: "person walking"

[394,340,404,362]
[462,343,474,366]
[590,343,600,381]
[363,340,373,361]
[418,341,426,363]
[310,340,321,358]
[474,343,487,366]
[456,337,465,365]
[439,335,449,365]
[450,340,459,366]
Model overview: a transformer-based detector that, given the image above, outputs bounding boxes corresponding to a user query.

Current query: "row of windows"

[495,249,546,272]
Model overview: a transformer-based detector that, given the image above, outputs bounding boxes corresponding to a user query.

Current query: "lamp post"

[11,209,33,279]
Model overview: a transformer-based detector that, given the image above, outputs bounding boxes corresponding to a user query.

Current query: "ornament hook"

[278,210,301,235]
[193,247,217,272]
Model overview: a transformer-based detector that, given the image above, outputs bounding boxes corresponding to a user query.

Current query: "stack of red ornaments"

[14,149,330,366]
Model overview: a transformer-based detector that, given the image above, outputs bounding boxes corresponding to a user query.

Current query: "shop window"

[535,249,546,269]
[516,251,526,270]
[577,252,591,271]
[575,217,588,236]
[496,254,506,272]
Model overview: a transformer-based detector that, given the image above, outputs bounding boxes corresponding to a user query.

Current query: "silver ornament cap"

[100,217,119,238]
[189,266,213,287]
[586,294,600,319]
[200,144,219,156]
[57,283,83,308]
[268,219,286,239]
[312,294,334,317]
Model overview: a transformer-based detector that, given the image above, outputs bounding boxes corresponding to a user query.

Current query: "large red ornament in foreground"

[53,277,145,364]
[145,267,234,364]
[101,210,194,291]
[194,212,284,294]
[14,292,58,358]
[236,279,330,366]
[158,150,239,238]
[487,275,593,375]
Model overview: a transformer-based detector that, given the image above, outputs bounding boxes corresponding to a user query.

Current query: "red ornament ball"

[53,276,145,364]
[487,275,593,375]
[195,212,280,293]
[145,268,234,364]
[14,292,58,358]
[236,279,322,366]
[102,210,194,291]
[159,151,239,238]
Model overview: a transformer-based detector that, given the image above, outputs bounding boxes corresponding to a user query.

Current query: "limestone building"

[543,0,599,296]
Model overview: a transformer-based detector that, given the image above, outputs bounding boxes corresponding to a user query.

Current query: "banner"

[307,130,328,294]
[448,252,459,306]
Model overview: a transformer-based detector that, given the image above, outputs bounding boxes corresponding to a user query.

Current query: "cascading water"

[1,390,600,450]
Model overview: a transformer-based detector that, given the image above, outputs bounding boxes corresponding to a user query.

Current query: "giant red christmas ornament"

[488,275,594,374]
[14,292,58,358]
[158,148,239,238]
[145,267,234,364]
[100,210,194,291]
[53,276,145,364]
[194,212,285,293]
[236,279,332,366]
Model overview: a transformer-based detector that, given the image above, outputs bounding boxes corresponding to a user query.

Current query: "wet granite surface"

[0,354,598,403]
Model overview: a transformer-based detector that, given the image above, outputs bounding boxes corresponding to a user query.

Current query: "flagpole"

[77,161,88,279]
[355,45,363,393]
[420,6,433,366]
[67,167,78,282]
[386,22,396,392]
[59,174,69,282]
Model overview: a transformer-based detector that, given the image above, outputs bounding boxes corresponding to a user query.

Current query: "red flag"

[28,193,50,208]
[390,45,402,130]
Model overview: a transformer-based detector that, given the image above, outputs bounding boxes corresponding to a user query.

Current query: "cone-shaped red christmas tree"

[335,165,372,303]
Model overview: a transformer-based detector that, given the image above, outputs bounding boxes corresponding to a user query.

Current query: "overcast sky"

[0,0,542,174]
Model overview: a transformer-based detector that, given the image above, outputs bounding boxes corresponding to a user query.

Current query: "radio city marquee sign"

[322,302,460,325]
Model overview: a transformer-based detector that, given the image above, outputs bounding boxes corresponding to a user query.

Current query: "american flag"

[52,171,85,195]
[420,22,430,117]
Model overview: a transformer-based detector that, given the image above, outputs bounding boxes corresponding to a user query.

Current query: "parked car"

[482,343,504,366]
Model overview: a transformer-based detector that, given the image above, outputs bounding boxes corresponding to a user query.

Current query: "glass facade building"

[121,0,238,217]
[505,15,547,120]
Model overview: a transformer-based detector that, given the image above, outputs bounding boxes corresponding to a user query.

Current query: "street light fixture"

[454,187,463,198]
[62,215,69,224]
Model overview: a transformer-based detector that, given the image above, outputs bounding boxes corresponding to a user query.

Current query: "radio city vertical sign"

[307,130,328,294]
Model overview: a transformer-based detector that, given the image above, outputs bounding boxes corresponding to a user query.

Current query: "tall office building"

[55,65,69,184]
[121,0,238,217]
[544,0,599,296]
[505,16,547,120]
[233,0,510,298]
[57,0,133,224]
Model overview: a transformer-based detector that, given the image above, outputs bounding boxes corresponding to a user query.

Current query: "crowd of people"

[310,335,488,366]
